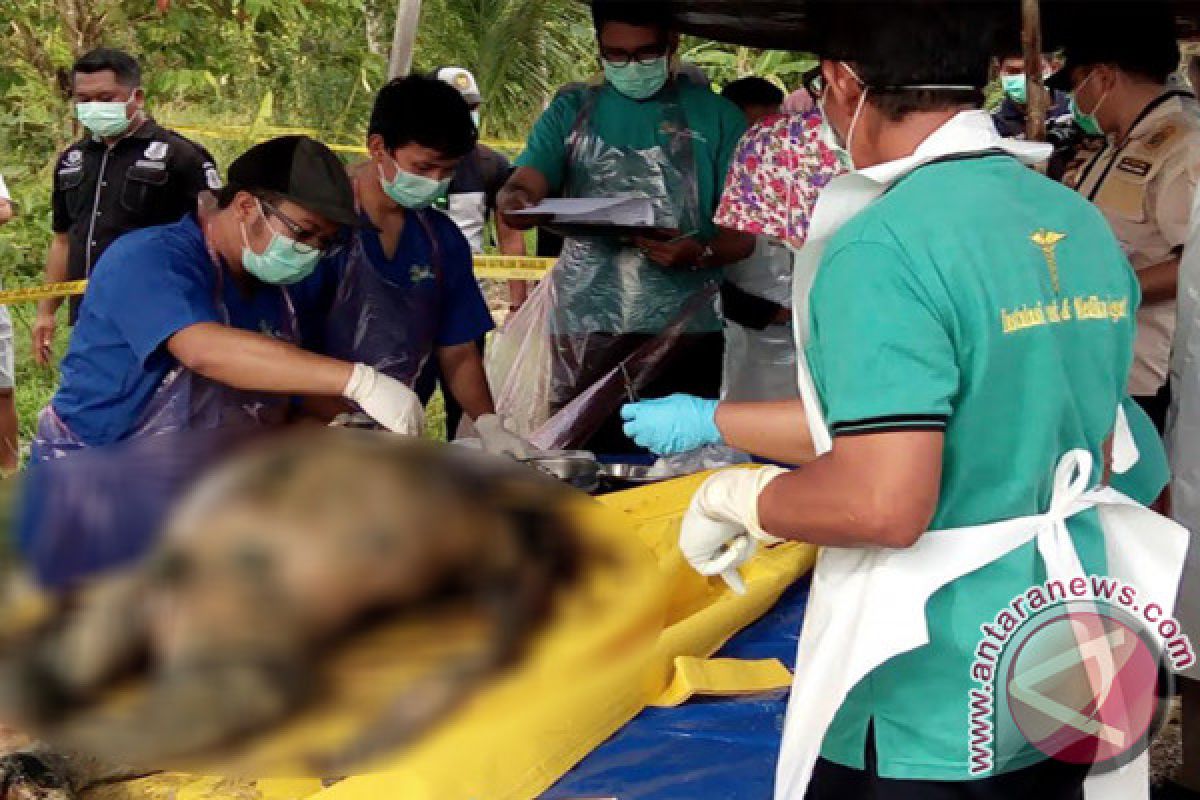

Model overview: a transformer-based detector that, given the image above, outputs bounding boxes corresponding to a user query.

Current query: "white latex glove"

[474,413,536,459]
[341,363,424,435]
[679,466,788,594]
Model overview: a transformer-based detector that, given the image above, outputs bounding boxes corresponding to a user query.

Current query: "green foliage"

[682,40,815,91]
[409,0,597,139]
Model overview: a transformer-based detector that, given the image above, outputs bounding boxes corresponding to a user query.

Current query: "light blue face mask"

[1001,74,1027,104]
[75,98,135,138]
[471,110,481,129]
[379,157,452,209]
[603,57,670,100]
[241,203,321,285]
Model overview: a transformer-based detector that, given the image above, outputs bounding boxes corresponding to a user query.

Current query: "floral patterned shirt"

[714,110,844,249]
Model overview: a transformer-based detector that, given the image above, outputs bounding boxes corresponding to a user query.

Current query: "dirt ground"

[1153,696,1184,787]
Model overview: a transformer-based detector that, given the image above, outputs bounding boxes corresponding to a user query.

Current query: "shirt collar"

[855,110,1051,188]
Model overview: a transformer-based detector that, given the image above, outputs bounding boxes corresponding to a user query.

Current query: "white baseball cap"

[436,67,482,105]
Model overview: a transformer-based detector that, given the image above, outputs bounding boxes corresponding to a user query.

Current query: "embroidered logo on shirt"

[144,141,169,160]
[64,150,83,167]
[410,264,435,284]
[1115,157,1152,178]
[1031,229,1068,294]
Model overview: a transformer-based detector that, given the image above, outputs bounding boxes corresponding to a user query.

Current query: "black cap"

[226,135,361,228]
[1045,1,1180,92]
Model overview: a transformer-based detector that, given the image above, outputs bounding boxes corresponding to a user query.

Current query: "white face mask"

[817,63,869,171]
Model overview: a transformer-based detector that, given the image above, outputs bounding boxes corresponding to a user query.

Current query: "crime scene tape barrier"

[168,124,528,154]
[0,258,554,306]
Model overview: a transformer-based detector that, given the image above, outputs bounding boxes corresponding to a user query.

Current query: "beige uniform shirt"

[1069,91,1200,397]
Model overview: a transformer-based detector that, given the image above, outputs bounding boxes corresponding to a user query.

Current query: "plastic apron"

[322,210,443,387]
[773,111,1192,799]
[547,83,718,402]
[720,238,799,402]
[22,233,298,588]
[1166,184,1200,682]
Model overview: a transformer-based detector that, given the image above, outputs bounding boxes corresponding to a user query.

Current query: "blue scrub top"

[53,215,294,446]
[294,208,494,353]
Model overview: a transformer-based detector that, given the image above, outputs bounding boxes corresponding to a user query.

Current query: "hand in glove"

[475,413,536,459]
[342,363,425,435]
[620,394,721,456]
[680,466,788,594]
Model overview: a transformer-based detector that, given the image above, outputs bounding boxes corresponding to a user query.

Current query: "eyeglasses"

[260,199,346,257]
[802,66,825,103]
[599,42,669,67]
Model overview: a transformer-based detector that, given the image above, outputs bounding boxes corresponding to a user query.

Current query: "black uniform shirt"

[51,118,220,320]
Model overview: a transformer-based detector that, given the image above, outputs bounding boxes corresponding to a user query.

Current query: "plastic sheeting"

[544,579,809,800]
[486,84,722,440]
[529,285,720,451]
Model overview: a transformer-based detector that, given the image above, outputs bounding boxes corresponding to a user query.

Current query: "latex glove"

[475,413,536,459]
[620,394,721,456]
[342,363,424,435]
[680,466,788,594]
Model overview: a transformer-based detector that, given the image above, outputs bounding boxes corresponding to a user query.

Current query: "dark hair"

[721,77,785,112]
[1047,0,1179,86]
[72,47,141,88]
[368,76,477,158]
[816,1,997,120]
[591,0,672,37]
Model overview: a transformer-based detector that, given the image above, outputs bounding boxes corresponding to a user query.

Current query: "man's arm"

[167,322,352,395]
[715,400,815,465]
[1137,253,1181,305]
[0,200,12,227]
[634,226,756,270]
[495,210,531,309]
[497,167,550,231]
[757,430,944,548]
[437,341,494,422]
[33,233,70,365]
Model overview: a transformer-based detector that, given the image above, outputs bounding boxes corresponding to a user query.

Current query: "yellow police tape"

[0,259,553,306]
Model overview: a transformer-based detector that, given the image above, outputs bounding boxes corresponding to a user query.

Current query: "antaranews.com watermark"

[967,575,1194,775]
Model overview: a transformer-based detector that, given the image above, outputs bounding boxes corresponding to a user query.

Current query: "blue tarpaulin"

[544,578,811,799]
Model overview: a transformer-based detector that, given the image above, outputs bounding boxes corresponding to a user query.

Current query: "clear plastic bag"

[529,285,719,451]
[485,274,557,438]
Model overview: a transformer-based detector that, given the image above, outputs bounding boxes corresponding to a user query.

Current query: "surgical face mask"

[240,203,321,285]
[1071,71,1108,137]
[378,156,451,209]
[75,97,135,138]
[1001,74,1027,104]
[603,57,670,100]
[816,63,868,171]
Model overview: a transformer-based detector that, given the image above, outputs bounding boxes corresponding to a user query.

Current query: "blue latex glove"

[620,394,722,456]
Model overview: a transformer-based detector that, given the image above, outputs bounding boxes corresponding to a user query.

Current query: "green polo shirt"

[514,80,745,242]
[806,154,1140,779]
[515,81,745,334]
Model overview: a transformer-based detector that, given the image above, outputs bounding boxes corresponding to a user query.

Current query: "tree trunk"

[387,0,423,79]
[1021,0,1047,142]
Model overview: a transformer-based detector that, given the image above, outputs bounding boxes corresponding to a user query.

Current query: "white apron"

[775,111,1193,800]
[1166,182,1200,682]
